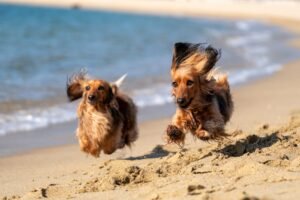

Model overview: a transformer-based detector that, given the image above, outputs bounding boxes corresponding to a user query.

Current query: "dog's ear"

[201,45,221,74]
[66,70,87,101]
[192,44,221,75]
[171,42,194,69]
[172,43,221,75]
[110,73,126,95]
[111,84,118,95]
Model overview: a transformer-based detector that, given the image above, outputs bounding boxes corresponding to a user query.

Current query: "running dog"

[67,70,138,157]
[166,42,233,145]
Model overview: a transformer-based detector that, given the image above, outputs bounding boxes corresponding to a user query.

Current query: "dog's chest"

[79,108,113,135]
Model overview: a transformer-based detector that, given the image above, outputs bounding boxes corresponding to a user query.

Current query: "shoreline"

[0,1,300,199]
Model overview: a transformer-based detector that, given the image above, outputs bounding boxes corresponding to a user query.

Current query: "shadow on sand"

[126,145,172,160]
[219,132,280,157]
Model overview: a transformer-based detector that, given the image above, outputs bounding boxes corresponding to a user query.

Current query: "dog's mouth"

[88,100,97,106]
[178,98,193,109]
[87,97,100,105]
[88,100,97,105]
[87,98,108,106]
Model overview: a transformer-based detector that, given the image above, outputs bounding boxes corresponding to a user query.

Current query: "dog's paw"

[166,125,185,145]
[195,129,212,140]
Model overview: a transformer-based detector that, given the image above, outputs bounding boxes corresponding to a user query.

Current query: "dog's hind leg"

[123,125,139,147]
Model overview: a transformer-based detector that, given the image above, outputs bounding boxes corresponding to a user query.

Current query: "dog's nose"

[88,95,96,101]
[177,98,186,105]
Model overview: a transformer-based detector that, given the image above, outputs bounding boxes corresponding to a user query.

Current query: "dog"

[66,70,138,157]
[166,42,233,145]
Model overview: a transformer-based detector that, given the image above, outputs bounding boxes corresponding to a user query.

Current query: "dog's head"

[82,80,114,106]
[66,70,117,107]
[170,42,221,109]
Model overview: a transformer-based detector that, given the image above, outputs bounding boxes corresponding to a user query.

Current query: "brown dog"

[67,70,138,157]
[166,42,233,145]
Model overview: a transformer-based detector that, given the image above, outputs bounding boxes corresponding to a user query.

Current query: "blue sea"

[0,4,299,137]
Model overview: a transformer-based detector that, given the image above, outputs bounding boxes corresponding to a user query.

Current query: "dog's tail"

[114,74,127,88]
[215,74,234,123]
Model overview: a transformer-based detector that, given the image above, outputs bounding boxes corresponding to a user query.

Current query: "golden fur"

[67,71,138,157]
[166,43,233,145]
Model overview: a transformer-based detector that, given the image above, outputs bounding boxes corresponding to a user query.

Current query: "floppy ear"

[172,43,221,75]
[191,44,221,75]
[66,70,87,101]
[171,42,194,69]
[200,45,221,75]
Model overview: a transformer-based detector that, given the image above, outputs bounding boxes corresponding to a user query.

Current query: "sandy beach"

[0,0,300,199]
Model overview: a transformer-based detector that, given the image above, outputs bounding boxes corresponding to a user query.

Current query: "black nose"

[88,95,96,101]
[177,98,186,105]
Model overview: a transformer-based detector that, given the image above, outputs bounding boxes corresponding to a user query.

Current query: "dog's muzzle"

[176,98,192,109]
[88,95,96,103]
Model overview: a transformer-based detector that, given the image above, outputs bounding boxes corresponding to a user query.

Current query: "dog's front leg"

[165,112,187,145]
[194,119,225,140]
[166,124,185,145]
[194,125,211,140]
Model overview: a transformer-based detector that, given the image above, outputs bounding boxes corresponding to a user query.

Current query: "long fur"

[67,72,138,157]
[166,42,233,145]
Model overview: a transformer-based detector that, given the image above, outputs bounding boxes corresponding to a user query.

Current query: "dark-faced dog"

[166,42,233,145]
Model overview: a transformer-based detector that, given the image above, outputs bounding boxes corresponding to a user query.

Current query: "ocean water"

[0,4,299,136]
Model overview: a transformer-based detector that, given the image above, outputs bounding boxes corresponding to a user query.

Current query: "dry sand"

[1,1,300,200]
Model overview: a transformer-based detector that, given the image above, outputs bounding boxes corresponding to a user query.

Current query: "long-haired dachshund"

[166,42,233,145]
[67,70,138,157]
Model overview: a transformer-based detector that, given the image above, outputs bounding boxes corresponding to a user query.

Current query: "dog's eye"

[172,82,178,88]
[98,86,105,91]
[85,86,90,91]
[187,80,194,86]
